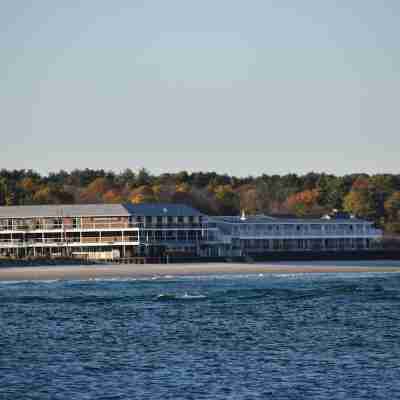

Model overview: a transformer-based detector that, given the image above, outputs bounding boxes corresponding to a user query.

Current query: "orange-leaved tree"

[286,189,320,216]
[80,177,110,203]
[102,189,123,204]
[130,185,156,204]
[343,189,377,220]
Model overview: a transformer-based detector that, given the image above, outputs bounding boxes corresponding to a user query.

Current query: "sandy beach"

[1,261,400,281]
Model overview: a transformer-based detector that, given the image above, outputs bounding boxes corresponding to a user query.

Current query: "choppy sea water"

[1,270,400,400]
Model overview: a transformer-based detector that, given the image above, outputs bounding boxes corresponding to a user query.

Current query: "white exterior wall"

[210,217,383,255]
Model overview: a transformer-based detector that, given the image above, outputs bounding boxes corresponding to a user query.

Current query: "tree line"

[0,168,400,233]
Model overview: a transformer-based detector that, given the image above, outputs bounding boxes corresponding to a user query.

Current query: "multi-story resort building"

[0,204,215,260]
[0,203,382,260]
[211,212,382,257]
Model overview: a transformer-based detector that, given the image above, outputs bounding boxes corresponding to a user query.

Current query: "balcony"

[229,229,382,239]
[0,236,139,247]
[0,222,216,232]
[139,223,211,229]
[0,222,141,232]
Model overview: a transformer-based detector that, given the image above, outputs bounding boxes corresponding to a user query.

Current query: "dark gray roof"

[211,216,276,224]
[124,203,203,217]
[0,204,129,218]
[0,203,203,218]
[210,215,369,224]
[0,203,368,222]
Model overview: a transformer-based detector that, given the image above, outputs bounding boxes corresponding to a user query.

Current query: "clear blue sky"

[1,1,399,176]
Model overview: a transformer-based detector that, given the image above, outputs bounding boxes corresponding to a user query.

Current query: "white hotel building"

[210,212,382,257]
[0,204,382,260]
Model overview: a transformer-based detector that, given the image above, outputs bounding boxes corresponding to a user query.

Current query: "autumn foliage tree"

[384,192,400,233]
[171,183,193,204]
[343,176,389,223]
[130,186,156,204]
[2,168,400,233]
[32,185,74,204]
[343,189,378,220]
[286,189,321,216]
[213,185,239,215]
[18,177,39,204]
[351,176,370,191]
[151,184,174,203]
[79,177,110,203]
[0,178,9,205]
[238,184,259,215]
[102,189,123,204]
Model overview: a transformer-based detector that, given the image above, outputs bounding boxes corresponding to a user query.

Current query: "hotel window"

[178,216,184,224]
[157,216,163,225]
[178,231,186,241]
[155,231,163,240]
[188,231,196,241]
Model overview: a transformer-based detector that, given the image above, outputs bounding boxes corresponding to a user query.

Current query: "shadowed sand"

[1,261,400,281]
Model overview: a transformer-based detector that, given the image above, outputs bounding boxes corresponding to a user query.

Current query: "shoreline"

[1,261,400,282]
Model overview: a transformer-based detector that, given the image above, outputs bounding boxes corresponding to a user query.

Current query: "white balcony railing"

[0,222,213,232]
[0,223,139,231]
[0,237,140,247]
[228,230,382,239]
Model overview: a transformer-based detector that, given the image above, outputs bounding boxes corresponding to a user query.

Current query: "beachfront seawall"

[1,250,400,267]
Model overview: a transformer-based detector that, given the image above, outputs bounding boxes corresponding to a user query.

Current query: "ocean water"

[1,271,400,399]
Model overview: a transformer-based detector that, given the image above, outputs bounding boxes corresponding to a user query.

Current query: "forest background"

[1,168,400,235]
